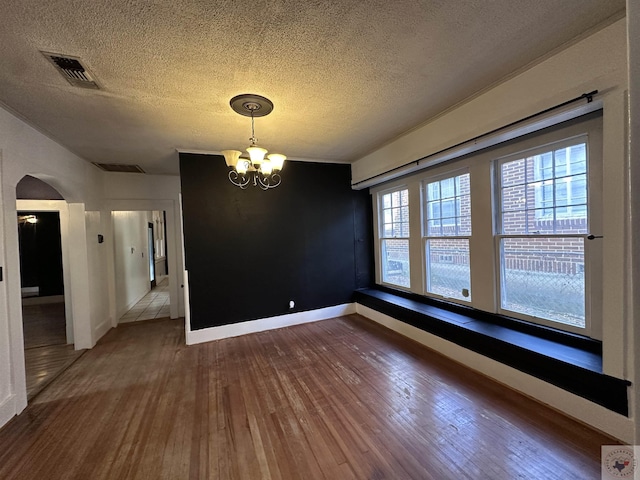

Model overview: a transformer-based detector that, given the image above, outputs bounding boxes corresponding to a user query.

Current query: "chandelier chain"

[250,110,256,145]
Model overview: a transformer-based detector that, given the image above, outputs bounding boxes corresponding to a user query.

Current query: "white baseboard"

[0,394,16,431]
[355,303,634,443]
[186,303,356,345]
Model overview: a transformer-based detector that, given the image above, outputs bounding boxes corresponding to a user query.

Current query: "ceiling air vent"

[41,52,100,89]
[93,163,146,173]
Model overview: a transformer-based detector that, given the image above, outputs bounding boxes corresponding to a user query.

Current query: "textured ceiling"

[0,0,625,175]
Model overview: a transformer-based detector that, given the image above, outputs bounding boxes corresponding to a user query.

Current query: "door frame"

[105,199,184,326]
[17,201,74,344]
[148,222,156,289]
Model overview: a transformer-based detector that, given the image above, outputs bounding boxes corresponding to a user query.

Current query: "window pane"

[501,185,526,212]
[555,148,567,177]
[428,182,440,200]
[532,153,553,181]
[458,215,472,236]
[428,219,442,236]
[381,188,409,238]
[530,209,555,234]
[501,158,526,187]
[392,206,401,223]
[562,174,587,206]
[426,239,470,301]
[500,237,585,328]
[391,191,400,207]
[441,199,455,219]
[501,210,529,234]
[400,189,409,205]
[441,177,455,198]
[400,205,409,223]
[568,144,586,174]
[555,181,568,206]
[500,142,588,235]
[382,239,410,288]
[428,201,441,219]
[424,173,471,237]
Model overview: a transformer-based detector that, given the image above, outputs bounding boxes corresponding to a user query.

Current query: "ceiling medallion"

[222,94,285,190]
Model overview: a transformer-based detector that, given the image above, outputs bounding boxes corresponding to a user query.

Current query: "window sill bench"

[354,287,629,416]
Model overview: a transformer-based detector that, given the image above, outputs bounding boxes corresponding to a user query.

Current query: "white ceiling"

[0,0,625,175]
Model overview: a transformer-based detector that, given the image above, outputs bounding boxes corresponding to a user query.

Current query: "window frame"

[421,168,472,304]
[377,185,411,290]
[493,134,596,336]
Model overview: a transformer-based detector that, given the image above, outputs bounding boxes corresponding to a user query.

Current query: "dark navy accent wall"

[179,153,373,331]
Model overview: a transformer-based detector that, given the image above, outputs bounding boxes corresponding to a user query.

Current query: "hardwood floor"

[22,301,85,400]
[22,302,67,349]
[0,314,617,479]
[24,344,84,401]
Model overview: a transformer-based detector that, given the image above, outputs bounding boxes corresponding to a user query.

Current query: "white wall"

[113,211,152,318]
[0,104,107,428]
[352,19,634,441]
[86,210,111,340]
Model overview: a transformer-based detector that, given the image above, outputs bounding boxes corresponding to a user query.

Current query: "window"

[370,111,602,338]
[379,188,410,288]
[497,137,589,329]
[423,173,471,301]
[533,143,587,221]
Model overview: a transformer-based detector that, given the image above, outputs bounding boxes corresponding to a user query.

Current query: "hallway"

[118,278,170,323]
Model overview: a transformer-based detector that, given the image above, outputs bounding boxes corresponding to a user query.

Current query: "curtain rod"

[352,90,598,188]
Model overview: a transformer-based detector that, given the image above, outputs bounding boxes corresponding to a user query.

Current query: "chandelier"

[222,94,286,190]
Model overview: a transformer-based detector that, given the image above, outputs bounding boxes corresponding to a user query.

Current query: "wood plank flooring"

[0,314,617,479]
[22,301,85,400]
[22,302,67,349]
[24,344,85,401]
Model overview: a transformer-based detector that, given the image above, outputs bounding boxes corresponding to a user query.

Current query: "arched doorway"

[16,176,84,400]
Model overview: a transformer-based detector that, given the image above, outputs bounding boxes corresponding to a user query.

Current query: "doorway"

[114,210,170,323]
[17,211,83,400]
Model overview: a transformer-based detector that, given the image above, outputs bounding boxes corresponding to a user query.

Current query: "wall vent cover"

[41,52,100,89]
[93,163,146,173]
